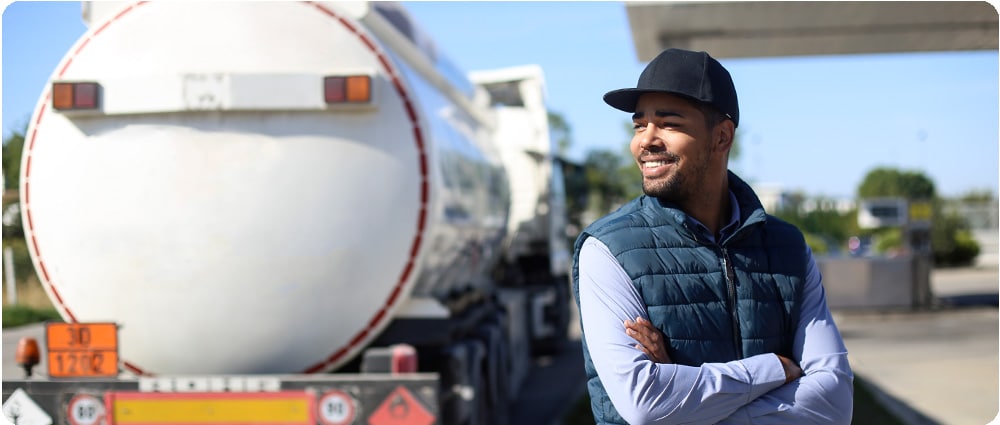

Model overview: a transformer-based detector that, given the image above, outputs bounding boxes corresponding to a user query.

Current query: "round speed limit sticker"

[67,394,105,425]
[318,390,357,425]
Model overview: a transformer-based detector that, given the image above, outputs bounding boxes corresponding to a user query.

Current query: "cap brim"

[604,88,694,113]
[604,88,736,125]
[603,88,649,113]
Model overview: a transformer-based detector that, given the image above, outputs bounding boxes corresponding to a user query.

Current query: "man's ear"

[714,120,736,153]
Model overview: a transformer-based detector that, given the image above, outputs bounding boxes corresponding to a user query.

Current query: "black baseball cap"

[604,48,739,127]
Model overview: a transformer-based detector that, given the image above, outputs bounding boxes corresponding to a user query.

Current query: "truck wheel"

[477,318,509,425]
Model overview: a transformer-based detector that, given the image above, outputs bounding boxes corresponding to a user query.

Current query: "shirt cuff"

[740,353,787,402]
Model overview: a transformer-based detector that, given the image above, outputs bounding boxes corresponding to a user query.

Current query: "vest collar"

[644,170,768,245]
[727,170,767,227]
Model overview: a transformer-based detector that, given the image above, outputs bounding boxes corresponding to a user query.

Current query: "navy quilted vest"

[571,173,807,425]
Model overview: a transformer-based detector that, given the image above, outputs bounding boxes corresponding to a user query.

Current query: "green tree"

[3,127,26,190]
[3,126,26,238]
[616,120,642,201]
[548,111,572,156]
[773,193,859,255]
[561,158,589,235]
[959,189,995,204]
[584,149,631,215]
[548,111,591,237]
[857,167,936,200]
[776,206,857,251]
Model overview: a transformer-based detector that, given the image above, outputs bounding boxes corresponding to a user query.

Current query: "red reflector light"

[74,83,98,109]
[324,75,371,104]
[391,344,418,374]
[324,77,346,103]
[52,82,100,110]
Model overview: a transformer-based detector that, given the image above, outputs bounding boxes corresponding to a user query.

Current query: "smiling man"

[572,48,854,424]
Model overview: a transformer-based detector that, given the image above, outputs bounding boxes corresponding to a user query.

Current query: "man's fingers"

[625,326,643,343]
[624,317,672,364]
[625,317,654,333]
[631,317,659,334]
[626,321,660,346]
[626,320,665,358]
[625,325,654,347]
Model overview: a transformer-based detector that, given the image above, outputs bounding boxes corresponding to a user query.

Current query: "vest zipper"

[685,221,744,357]
[721,248,742,356]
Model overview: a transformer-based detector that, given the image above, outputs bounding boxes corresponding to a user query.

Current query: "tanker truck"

[1,2,573,424]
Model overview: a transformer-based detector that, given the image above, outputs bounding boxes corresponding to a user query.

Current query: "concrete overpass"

[624,1,999,60]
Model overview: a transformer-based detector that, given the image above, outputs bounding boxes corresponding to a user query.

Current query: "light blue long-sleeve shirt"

[577,199,854,424]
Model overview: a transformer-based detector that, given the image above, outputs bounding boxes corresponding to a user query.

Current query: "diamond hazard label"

[368,386,434,425]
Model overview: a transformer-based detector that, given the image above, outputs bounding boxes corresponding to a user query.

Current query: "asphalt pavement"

[835,266,999,425]
[2,324,47,380]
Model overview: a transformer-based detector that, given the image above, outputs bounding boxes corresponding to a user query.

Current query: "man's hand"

[625,316,672,364]
[776,354,803,384]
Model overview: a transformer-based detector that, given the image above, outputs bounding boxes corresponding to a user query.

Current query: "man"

[572,48,854,424]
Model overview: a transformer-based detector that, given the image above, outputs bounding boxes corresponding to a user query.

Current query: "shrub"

[2,304,61,328]
[932,213,981,267]
[935,229,981,266]
[803,232,829,255]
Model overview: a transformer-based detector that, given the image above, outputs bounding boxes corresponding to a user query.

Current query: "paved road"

[2,323,47,380]
[835,266,999,425]
[510,339,586,425]
[510,295,587,425]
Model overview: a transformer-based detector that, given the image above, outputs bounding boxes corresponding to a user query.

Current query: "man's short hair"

[691,99,727,130]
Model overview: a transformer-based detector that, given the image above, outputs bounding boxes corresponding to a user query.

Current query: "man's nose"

[637,123,658,150]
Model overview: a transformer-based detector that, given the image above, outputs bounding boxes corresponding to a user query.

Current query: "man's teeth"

[644,161,666,168]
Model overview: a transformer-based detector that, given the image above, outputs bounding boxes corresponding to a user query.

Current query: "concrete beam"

[627,1,999,60]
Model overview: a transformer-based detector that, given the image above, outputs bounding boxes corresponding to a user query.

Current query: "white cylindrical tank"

[21,1,508,375]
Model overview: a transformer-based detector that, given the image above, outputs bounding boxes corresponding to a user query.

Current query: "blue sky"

[3,1,998,198]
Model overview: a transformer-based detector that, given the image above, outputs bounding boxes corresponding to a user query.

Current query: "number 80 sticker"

[318,390,357,425]
[67,394,105,425]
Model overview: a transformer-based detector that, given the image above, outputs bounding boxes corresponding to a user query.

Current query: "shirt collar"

[685,190,741,245]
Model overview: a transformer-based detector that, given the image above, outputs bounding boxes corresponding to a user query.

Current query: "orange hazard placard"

[47,322,117,350]
[368,386,435,425]
[46,322,119,378]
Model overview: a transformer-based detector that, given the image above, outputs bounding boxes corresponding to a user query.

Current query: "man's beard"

[641,152,710,204]
[643,171,686,202]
